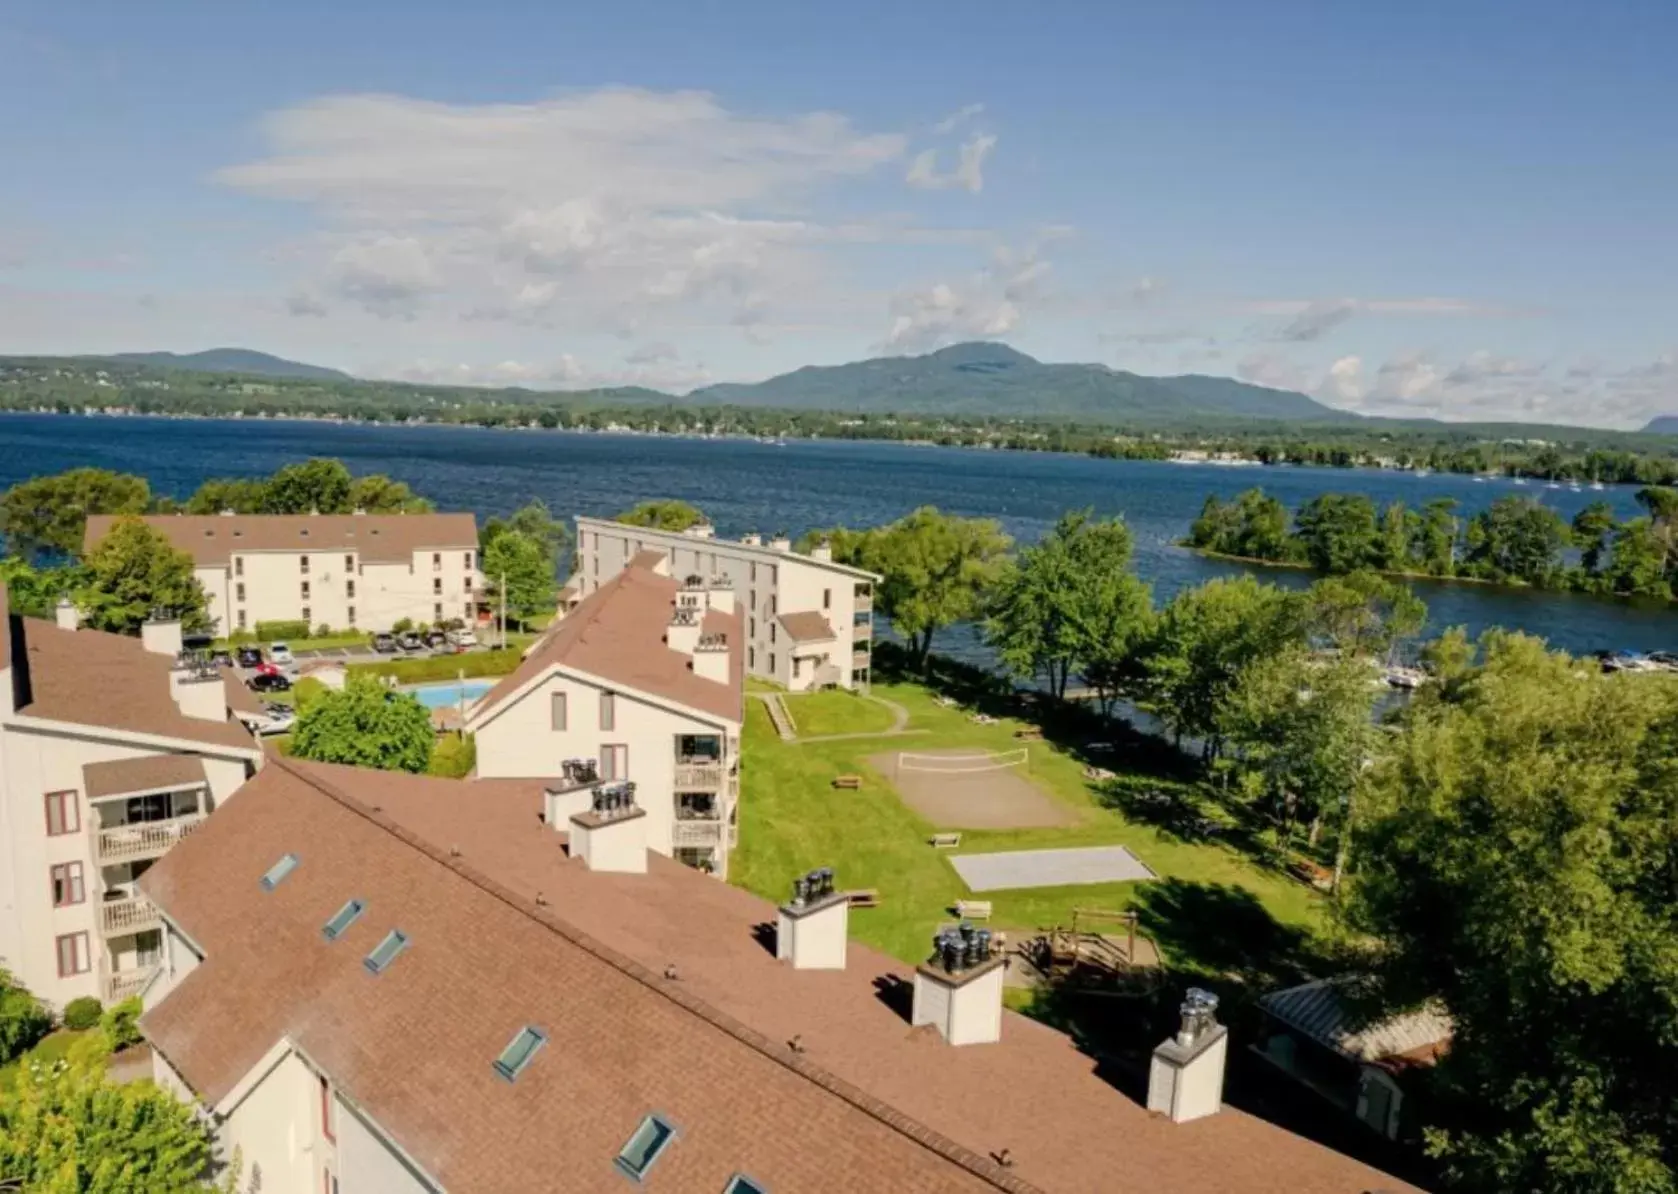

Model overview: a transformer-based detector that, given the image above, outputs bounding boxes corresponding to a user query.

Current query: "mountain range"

[103,348,351,382]
[1642,415,1678,435]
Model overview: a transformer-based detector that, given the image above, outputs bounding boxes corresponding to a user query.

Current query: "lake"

[0,412,1670,657]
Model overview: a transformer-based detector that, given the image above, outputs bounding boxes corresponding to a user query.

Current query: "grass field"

[732,679,1326,985]
[779,689,898,737]
[0,1030,87,1091]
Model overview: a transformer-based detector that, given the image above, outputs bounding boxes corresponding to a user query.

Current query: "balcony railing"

[105,964,158,1004]
[855,592,873,613]
[852,649,870,669]
[93,813,204,866]
[852,620,872,640]
[672,820,724,848]
[99,893,162,938]
[674,763,726,789]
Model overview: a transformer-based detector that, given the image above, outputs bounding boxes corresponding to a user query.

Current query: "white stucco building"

[466,555,744,877]
[0,588,263,1009]
[573,516,879,691]
[84,513,482,636]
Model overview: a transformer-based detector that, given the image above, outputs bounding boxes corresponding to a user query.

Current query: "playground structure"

[1023,908,1163,993]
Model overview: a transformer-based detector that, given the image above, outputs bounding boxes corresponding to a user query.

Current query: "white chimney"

[684,522,715,540]
[769,534,792,552]
[568,784,647,874]
[170,659,229,723]
[692,633,730,684]
[740,532,763,547]
[776,868,849,970]
[809,537,833,563]
[1147,989,1228,1124]
[54,599,80,631]
[544,758,601,826]
[912,924,1006,1046]
[141,617,183,657]
[705,578,735,615]
[667,607,701,655]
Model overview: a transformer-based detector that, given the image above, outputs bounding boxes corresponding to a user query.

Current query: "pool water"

[409,680,495,710]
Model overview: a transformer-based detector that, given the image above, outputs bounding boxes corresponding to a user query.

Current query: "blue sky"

[2,0,1675,426]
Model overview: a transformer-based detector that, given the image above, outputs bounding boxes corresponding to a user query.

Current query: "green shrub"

[292,676,329,710]
[99,997,143,1051]
[392,617,415,634]
[60,996,101,1032]
[428,732,477,778]
[0,975,52,1062]
[314,623,333,638]
[255,619,310,641]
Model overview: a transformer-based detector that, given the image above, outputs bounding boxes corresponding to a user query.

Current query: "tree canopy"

[482,529,555,629]
[1350,634,1678,1191]
[0,468,150,560]
[290,674,434,773]
[615,499,708,532]
[75,517,208,634]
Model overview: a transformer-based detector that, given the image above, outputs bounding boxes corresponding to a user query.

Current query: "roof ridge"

[271,757,1041,1194]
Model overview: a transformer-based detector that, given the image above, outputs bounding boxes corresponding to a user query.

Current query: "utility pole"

[499,571,507,649]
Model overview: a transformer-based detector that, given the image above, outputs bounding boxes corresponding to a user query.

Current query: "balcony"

[105,964,158,1004]
[855,591,873,614]
[852,649,870,670]
[672,820,724,848]
[99,893,162,938]
[674,762,726,789]
[93,812,205,867]
[852,619,872,640]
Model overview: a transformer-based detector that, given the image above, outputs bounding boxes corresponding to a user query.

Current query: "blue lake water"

[0,411,1670,657]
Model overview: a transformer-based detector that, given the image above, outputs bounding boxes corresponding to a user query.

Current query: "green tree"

[1305,571,1427,659]
[260,458,354,514]
[0,468,150,560]
[1141,575,1305,757]
[1461,496,1570,586]
[290,674,434,773]
[1350,633,1678,1192]
[481,529,555,629]
[984,510,1152,703]
[0,557,82,618]
[482,499,571,579]
[183,477,268,515]
[0,969,51,1063]
[1415,498,1461,576]
[1571,500,1619,578]
[0,1047,231,1192]
[348,473,434,513]
[851,507,1011,669]
[76,517,208,634]
[1603,518,1672,597]
[615,499,707,532]
[1377,500,1416,571]
[1293,493,1382,574]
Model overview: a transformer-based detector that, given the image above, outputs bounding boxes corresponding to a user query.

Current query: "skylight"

[321,899,365,941]
[723,1176,767,1194]
[363,929,410,975]
[259,853,299,891]
[615,1114,676,1182]
[492,1026,547,1082]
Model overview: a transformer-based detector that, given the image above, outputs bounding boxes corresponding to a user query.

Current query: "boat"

[1514,477,1528,486]
[1383,666,1425,690]
[1590,480,1606,491]
[1546,481,1562,490]
[1569,483,1583,493]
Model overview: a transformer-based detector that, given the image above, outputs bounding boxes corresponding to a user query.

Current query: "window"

[302,607,312,623]
[465,551,474,570]
[260,853,300,891]
[615,1115,677,1182]
[792,658,801,679]
[322,899,365,941]
[44,791,79,836]
[56,932,91,977]
[50,862,85,907]
[723,1177,767,1194]
[347,607,356,626]
[770,623,777,644]
[344,554,354,571]
[749,589,756,613]
[301,555,310,574]
[237,610,247,630]
[769,595,777,616]
[769,653,776,674]
[749,646,756,669]
[234,556,244,577]
[301,580,311,599]
[236,582,246,602]
[822,588,831,610]
[750,563,757,582]
[599,692,616,732]
[749,617,755,638]
[320,1073,335,1142]
[364,929,410,975]
[550,692,568,731]
[432,552,442,571]
[433,577,442,595]
[492,1026,547,1081]
[346,580,356,599]
[433,603,443,622]
[600,744,628,781]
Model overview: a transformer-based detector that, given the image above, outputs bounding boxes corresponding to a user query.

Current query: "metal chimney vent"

[789,867,835,907]
[1177,987,1220,1046]
[930,922,995,974]
[561,757,600,785]
[590,781,639,819]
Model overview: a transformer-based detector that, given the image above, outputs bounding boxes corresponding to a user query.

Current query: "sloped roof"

[83,755,208,801]
[470,566,741,729]
[778,611,837,644]
[142,759,1416,1194]
[84,513,478,567]
[1259,979,1452,1064]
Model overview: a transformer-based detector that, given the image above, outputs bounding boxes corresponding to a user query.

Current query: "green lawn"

[780,690,898,737]
[0,1030,88,1091]
[732,679,1326,985]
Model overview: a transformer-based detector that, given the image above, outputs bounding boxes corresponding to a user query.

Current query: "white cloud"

[1322,354,1364,402]
[385,350,712,393]
[905,134,997,194]
[881,241,1049,352]
[218,87,913,334]
[932,103,985,134]
[1274,297,1358,342]
[1236,351,1309,392]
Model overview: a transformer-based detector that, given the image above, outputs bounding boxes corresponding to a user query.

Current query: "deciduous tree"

[1305,571,1427,659]
[0,468,150,560]
[259,458,354,514]
[76,517,208,634]
[290,674,434,773]
[615,499,707,532]
[481,529,556,628]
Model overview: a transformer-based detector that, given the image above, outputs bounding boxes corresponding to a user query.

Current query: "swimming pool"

[408,680,495,710]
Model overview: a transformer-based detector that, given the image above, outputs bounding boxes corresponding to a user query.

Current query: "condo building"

[84,513,482,636]
[573,516,878,691]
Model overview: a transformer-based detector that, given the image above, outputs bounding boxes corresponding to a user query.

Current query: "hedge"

[349,649,524,685]
[61,996,102,1032]
[255,620,312,641]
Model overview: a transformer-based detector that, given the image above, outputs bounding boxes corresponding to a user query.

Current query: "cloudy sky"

[2,0,1675,427]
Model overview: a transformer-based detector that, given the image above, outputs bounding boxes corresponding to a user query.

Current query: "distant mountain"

[1642,415,1678,435]
[688,341,1349,423]
[104,348,351,382]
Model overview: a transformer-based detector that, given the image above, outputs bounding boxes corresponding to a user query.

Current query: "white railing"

[672,820,724,847]
[852,649,870,669]
[674,763,725,789]
[852,620,872,640]
[105,964,158,1004]
[855,593,873,613]
[99,893,161,937]
[94,813,204,866]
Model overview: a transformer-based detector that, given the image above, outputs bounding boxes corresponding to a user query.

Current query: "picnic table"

[929,832,963,849]
[832,774,863,790]
[846,889,880,908]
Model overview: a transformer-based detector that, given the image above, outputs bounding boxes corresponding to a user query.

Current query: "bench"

[846,889,880,909]
[1288,858,1334,891]
[929,832,963,849]
[1014,727,1043,741]
[832,775,863,790]
[954,899,992,920]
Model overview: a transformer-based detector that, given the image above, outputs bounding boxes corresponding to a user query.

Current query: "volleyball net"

[895,748,1029,776]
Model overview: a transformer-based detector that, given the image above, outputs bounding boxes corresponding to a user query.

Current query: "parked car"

[252,709,296,737]
[209,649,235,669]
[398,632,424,652]
[253,661,285,678]
[446,628,479,649]
[372,633,398,654]
[247,672,292,693]
[236,646,264,669]
[269,642,294,665]
[424,629,448,649]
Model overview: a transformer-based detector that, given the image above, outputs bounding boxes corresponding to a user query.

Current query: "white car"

[269,642,294,665]
[445,629,478,649]
[251,709,296,737]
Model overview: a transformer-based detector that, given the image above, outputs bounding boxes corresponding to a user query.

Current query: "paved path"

[756,692,926,744]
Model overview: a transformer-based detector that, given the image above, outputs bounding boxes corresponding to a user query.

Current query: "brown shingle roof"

[470,566,742,730]
[779,611,837,644]
[144,760,1415,1194]
[84,513,478,567]
[11,618,258,753]
[627,548,666,571]
[83,755,208,801]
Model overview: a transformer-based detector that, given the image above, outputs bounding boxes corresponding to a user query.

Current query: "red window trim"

[50,862,85,908]
[55,931,89,977]
[44,790,79,836]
